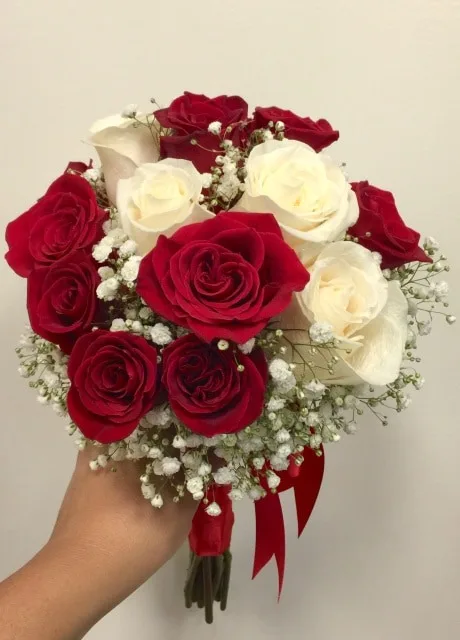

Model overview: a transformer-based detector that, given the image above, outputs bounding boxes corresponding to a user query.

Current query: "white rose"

[89,113,160,204]
[280,241,408,386]
[239,139,358,261]
[116,159,214,255]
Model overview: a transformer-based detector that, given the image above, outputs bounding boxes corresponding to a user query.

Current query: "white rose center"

[127,164,197,229]
[300,241,388,341]
[239,139,358,251]
[116,158,213,255]
[254,146,343,230]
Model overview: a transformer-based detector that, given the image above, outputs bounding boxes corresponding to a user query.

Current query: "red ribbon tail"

[253,492,285,597]
[294,446,325,537]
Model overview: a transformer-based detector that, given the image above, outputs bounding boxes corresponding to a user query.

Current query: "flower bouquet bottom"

[184,448,323,623]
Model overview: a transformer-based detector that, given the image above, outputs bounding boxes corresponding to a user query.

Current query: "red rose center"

[172,243,261,317]
[102,363,129,394]
[175,346,239,410]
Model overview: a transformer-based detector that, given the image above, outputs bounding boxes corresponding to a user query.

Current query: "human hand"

[52,446,197,591]
[0,447,197,640]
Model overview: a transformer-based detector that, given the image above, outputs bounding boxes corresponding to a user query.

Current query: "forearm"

[0,508,193,639]
[0,541,110,640]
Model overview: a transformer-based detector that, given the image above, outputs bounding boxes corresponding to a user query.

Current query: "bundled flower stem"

[184,551,232,623]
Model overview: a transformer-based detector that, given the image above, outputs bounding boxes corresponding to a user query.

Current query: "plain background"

[1,1,459,638]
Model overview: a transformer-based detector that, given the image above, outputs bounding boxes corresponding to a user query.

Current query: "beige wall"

[1,1,459,638]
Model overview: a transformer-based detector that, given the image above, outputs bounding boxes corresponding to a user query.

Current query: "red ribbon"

[292,449,325,537]
[189,485,235,556]
[252,447,325,596]
[189,448,324,596]
[253,491,286,595]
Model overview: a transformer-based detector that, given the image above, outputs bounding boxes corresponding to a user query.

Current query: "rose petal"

[331,281,408,385]
[89,114,160,204]
[224,211,284,239]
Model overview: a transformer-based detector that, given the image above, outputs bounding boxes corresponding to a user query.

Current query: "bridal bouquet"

[5,92,453,622]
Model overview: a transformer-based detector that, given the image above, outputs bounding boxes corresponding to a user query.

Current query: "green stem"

[203,558,214,624]
[219,551,232,611]
[183,550,232,622]
[184,553,201,609]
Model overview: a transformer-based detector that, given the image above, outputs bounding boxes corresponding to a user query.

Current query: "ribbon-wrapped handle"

[189,486,234,557]
[186,486,235,623]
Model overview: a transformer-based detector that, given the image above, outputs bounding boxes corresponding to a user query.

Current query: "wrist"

[0,541,103,640]
[41,535,134,621]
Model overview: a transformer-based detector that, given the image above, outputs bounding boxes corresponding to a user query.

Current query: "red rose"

[65,160,92,175]
[67,330,159,443]
[5,173,107,277]
[349,181,431,269]
[155,92,248,172]
[27,251,101,354]
[137,212,309,344]
[162,334,267,436]
[252,106,339,152]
